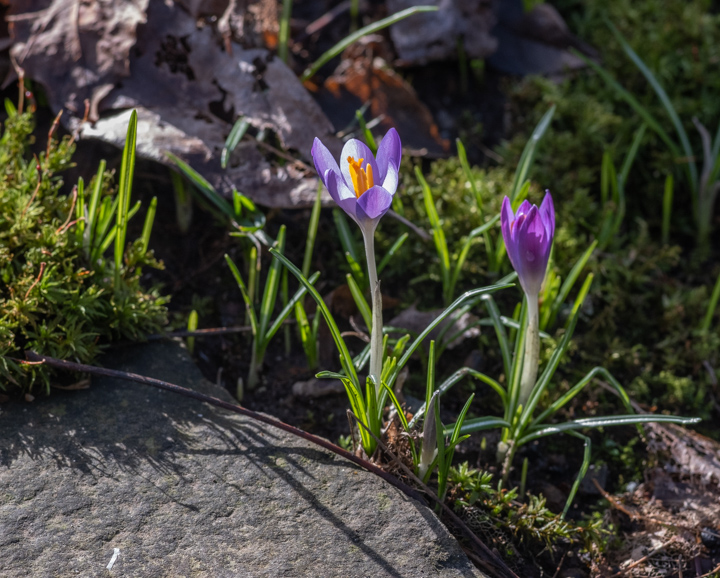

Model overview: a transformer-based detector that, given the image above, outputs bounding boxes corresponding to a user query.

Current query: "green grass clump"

[0,104,167,395]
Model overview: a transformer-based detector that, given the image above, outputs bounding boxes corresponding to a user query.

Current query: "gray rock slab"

[0,341,484,577]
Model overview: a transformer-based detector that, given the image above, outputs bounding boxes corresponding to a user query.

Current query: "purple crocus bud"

[311,128,402,236]
[501,192,555,297]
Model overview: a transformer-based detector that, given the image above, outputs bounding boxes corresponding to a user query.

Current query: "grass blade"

[258,226,286,339]
[140,196,157,256]
[386,283,512,389]
[510,105,556,202]
[114,110,138,287]
[270,248,360,389]
[302,184,323,278]
[377,232,408,275]
[662,173,674,245]
[607,20,697,191]
[221,117,250,169]
[300,6,438,81]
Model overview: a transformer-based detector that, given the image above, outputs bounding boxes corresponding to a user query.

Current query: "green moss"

[0,104,167,395]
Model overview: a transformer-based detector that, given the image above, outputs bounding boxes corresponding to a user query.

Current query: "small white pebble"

[106,547,120,570]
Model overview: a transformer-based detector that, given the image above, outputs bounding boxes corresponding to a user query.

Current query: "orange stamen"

[347,156,374,198]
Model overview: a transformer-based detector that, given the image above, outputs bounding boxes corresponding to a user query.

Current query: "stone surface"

[0,341,484,577]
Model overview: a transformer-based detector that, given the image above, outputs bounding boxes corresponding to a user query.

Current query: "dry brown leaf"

[8,0,340,208]
[320,36,448,156]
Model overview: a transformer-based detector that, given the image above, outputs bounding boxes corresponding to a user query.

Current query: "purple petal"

[326,171,359,223]
[340,139,379,189]
[311,137,341,188]
[516,199,532,217]
[355,185,393,223]
[381,160,399,195]
[375,128,402,181]
[501,196,515,250]
[540,191,555,239]
[515,207,551,295]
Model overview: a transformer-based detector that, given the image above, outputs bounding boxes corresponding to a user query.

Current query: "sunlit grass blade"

[258,226,286,339]
[344,251,366,288]
[114,110,137,287]
[449,215,500,299]
[186,309,198,355]
[225,254,259,338]
[265,271,320,343]
[270,248,360,389]
[295,299,317,369]
[170,169,193,233]
[166,152,234,219]
[300,6,438,81]
[278,0,293,63]
[520,274,593,424]
[481,295,512,377]
[140,197,157,256]
[408,366,466,428]
[333,209,361,263]
[355,109,378,155]
[377,232,408,275]
[302,184,323,278]
[86,160,106,253]
[518,413,701,445]
[386,283,512,390]
[510,105,555,202]
[505,298,528,423]
[544,240,597,329]
[75,177,85,244]
[531,366,633,428]
[221,117,250,169]
[701,270,720,332]
[456,138,481,214]
[416,166,451,302]
[447,416,511,436]
[563,431,591,518]
[346,273,372,331]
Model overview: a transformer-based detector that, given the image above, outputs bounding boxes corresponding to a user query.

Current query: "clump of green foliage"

[0,102,167,394]
[448,462,606,561]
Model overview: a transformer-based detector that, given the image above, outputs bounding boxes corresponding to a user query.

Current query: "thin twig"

[253,137,313,171]
[592,478,638,519]
[22,352,427,509]
[21,176,42,220]
[147,318,307,340]
[56,186,78,234]
[45,110,63,161]
[609,538,677,577]
[24,263,46,301]
[387,209,432,240]
[302,0,351,38]
[69,99,90,147]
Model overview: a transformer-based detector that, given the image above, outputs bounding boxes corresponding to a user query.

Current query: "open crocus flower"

[501,192,555,297]
[311,129,401,235]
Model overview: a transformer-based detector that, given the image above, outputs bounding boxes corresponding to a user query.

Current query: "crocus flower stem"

[518,292,540,407]
[363,230,383,390]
